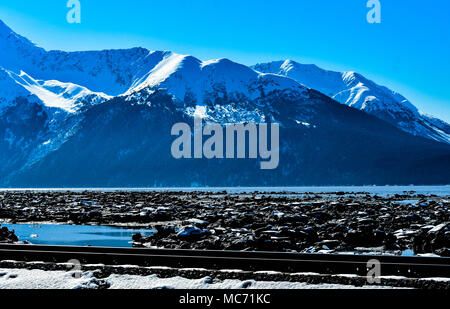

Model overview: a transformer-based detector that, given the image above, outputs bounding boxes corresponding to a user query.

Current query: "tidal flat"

[0,190,448,256]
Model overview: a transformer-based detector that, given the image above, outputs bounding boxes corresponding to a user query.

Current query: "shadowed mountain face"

[7,90,450,187]
[0,20,449,187]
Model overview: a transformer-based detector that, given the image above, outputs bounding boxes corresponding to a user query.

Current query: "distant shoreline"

[0,185,449,196]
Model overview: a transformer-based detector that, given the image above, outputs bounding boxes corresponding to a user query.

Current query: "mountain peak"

[255,60,450,144]
[281,59,309,68]
[126,53,306,104]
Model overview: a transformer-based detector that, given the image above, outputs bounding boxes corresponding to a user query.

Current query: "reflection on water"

[2,223,155,248]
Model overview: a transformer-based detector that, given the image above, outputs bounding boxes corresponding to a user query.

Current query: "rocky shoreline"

[0,190,449,256]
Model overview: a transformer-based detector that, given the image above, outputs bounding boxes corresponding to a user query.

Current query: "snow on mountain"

[31,48,169,96]
[253,60,450,144]
[253,60,345,98]
[0,19,308,142]
[121,53,309,125]
[1,17,447,144]
[126,53,307,111]
[0,67,40,112]
[1,17,308,111]
[421,113,450,143]
[40,80,111,108]
[0,67,110,113]
[0,20,172,96]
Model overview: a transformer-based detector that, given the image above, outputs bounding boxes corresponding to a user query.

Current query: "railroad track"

[0,244,449,278]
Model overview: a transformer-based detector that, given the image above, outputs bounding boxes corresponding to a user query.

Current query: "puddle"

[2,223,155,248]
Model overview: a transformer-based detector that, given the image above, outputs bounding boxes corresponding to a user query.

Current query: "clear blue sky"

[0,0,448,121]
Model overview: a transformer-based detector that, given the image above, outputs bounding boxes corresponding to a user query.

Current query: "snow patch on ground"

[419,277,450,282]
[0,268,399,289]
[0,269,101,289]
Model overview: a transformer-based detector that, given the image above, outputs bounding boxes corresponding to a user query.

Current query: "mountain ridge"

[0,20,449,186]
[1,18,448,145]
[253,60,450,144]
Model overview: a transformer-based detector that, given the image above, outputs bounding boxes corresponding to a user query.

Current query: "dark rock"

[132,233,142,242]
[0,225,18,243]
[177,226,211,242]
[435,248,450,257]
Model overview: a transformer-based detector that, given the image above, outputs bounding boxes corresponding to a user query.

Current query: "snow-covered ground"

[0,268,399,289]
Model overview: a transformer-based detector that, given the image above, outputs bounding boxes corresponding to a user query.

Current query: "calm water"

[0,185,449,196]
[2,224,155,248]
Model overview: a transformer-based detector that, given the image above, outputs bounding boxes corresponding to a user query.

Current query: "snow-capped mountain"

[0,19,449,187]
[123,54,309,125]
[253,60,450,144]
[0,18,303,113]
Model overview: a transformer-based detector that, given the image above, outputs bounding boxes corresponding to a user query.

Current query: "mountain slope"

[253,60,450,144]
[9,89,450,187]
[0,20,171,96]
